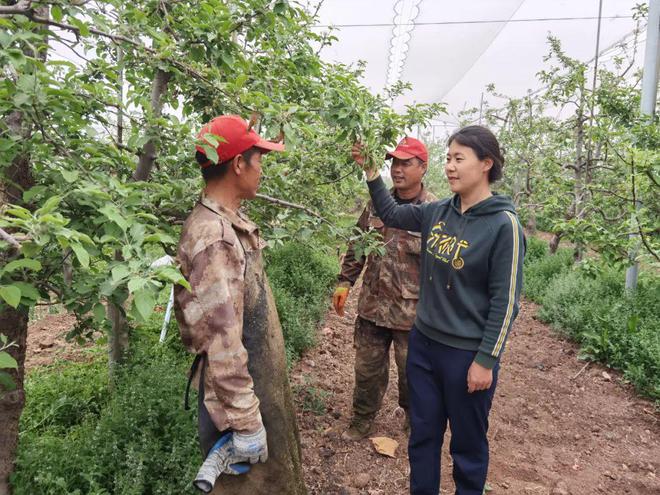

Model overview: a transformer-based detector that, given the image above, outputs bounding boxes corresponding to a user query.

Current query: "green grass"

[265,242,338,366]
[13,326,200,495]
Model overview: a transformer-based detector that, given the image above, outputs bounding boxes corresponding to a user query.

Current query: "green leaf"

[0,371,16,392]
[0,31,11,49]
[61,169,79,183]
[2,258,41,274]
[154,266,191,291]
[70,18,90,37]
[20,242,39,258]
[5,206,31,220]
[200,144,218,164]
[111,265,130,283]
[12,282,40,302]
[23,185,46,203]
[93,303,106,323]
[203,133,220,147]
[0,286,21,308]
[13,91,30,106]
[133,289,156,321]
[274,0,289,15]
[143,233,176,244]
[235,73,248,88]
[221,51,235,68]
[75,233,95,246]
[36,195,62,215]
[51,5,63,22]
[70,243,90,268]
[135,213,159,222]
[98,234,119,244]
[127,277,147,293]
[99,204,129,231]
[0,352,18,370]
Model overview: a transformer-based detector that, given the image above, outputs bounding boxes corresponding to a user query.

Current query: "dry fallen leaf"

[370,436,398,458]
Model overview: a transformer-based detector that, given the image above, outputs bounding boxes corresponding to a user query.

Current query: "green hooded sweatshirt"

[368,176,525,368]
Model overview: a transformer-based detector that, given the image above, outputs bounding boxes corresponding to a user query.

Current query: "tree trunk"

[107,299,127,382]
[572,92,586,262]
[524,160,536,233]
[0,112,35,495]
[0,114,34,205]
[132,68,171,181]
[549,233,562,254]
[0,308,28,495]
[0,306,28,495]
[526,209,537,234]
[107,66,170,371]
[0,128,31,490]
[0,115,34,493]
[0,9,47,492]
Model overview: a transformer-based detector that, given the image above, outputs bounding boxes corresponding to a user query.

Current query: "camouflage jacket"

[174,194,264,435]
[339,186,436,331]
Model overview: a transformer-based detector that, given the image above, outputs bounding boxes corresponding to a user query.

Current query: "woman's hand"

[351,142,366,166]
[351,142,380,181]
[467,361,493,393]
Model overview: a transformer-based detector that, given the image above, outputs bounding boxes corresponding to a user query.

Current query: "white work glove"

[232,426,268,464]
[193,432,251,493]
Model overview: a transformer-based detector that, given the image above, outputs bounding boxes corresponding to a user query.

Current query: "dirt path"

[291,283,660,495]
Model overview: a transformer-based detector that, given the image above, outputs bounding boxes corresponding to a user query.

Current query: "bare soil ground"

[290,283,660,495]
[25,311,94,369]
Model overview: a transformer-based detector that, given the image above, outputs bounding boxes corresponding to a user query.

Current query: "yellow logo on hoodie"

[426,222,469,269]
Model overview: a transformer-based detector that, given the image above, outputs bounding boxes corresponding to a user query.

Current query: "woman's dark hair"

[447,125,505,183]
[197,147,260,183]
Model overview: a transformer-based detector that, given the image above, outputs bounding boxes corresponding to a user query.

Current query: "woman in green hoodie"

[353,126,525,495]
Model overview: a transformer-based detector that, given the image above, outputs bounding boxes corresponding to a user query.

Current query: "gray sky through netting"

[313,0,645,132]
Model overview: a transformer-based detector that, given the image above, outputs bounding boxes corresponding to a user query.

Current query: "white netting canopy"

[314,0,644,130]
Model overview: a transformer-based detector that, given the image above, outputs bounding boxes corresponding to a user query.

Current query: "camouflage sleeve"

[178,240,263,434]
[338,205,370,285]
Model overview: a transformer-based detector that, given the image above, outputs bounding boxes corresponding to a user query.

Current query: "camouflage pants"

[351,317,409,421]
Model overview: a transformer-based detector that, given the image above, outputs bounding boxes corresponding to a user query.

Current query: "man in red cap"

[334,136,436,440]
[174,115,306,494]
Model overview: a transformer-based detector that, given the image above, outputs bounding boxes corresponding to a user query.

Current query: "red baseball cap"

[195,114,285,167]
[386,136,428,162]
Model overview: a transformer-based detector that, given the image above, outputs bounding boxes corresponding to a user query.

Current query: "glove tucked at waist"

[193,431,251,493]
[233,426,268,464]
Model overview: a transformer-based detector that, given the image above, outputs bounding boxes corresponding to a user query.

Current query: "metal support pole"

[625,0,660,291]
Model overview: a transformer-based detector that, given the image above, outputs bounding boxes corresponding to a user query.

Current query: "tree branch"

[255,193,327,221]
[253,193,352,242]
[0,0,32,15]
[587,206,627,222]
[312,168,356,186]
[646,170,660,188]
[0,227,21,250]
[587,186,634,203]
[637,224,660,262]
